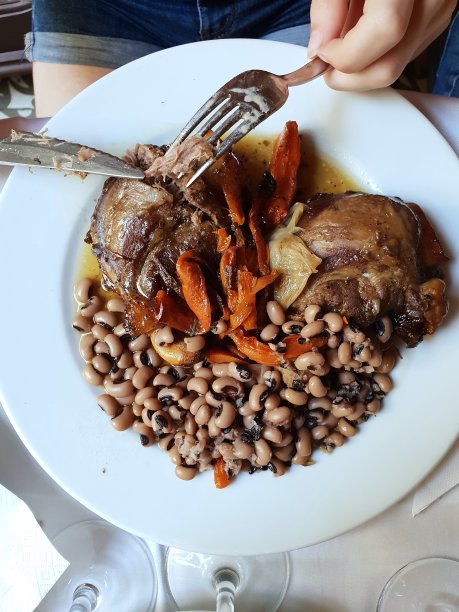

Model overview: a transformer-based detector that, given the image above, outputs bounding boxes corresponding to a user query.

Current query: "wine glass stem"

[69,583,99,612]
[214,568,239,612]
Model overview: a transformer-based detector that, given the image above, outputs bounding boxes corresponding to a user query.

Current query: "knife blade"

[0,131,145,179]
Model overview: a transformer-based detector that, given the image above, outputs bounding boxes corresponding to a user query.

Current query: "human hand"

[308,0,457,91]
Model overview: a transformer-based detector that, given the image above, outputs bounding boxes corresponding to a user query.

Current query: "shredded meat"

[144,136,215,179]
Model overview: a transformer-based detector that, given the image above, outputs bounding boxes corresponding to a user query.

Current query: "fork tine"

[196,101,239,139]
[206,107,244,145]
[170,91,229,147]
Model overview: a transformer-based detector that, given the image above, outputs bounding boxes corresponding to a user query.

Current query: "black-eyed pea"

[212,376,244,397]
[291,452,309,466]
[265,406,291,426]
[249,384,269,411]
[304,304,321,323]
[207,416,222,438]
[262,426,283,444]
[187,377,209,395]
[190,395,207,415]
[158,434,175,452]
[311,425,329,440]
[211,319,228,334]
[346,402,366,421]
[132,402,143,417]
[263,370,281,391]
[185,412,197,435]
[327,334,340,349]
[337,418,357,437]
[373,373,393,394]
[158,386,183,405]
[323,413,339,429]
[184,335,206,352]
[260,323,280,342]
[74,277,93,303]
[232,438,253,459]
[308,376,328,398]
[135,387,155,406]
[331,401,354,418]
[300,320,325,339]
[82,363,104,386]
[92,354,112,375]
[94,310,118,329]
[322,312,344,333]
[106,297,125,313]
[271,431,293,448]
[178,392,197,411]
[117,351,133,369]
[266,300,285,326]
[268,457,287,476]
[111,406,136,431]
[324,431,346,449]
[97,393,121,417]
[308,396,332,411]
[175,465,198,481]
[295,351,325,371]
[326,348,342,369]
[73,314,92,333]
[128,334,152,352]
[282,320,304,335]
[283,388,308,406]
[375,316,393,343]
[337,341,352,365]
[296,427,312,457]
[144,397,161,413]
[123,367,137,380]
[151,410,174,433]
[104,333,123,358]
[237,402,255,417]
[153,327,174,346]
[153,373,176,387]
[80,295,103,318]
[194,367,213,381]
[132,365,154,390]
[195,403,211,425]
[168,405,183,421]
[211,363,230,377]
[94,340,110,355]
[343,325,366,344]
[145,348,161,368]
[273,442,295,462]
[264,393,281,410]
[168,445,182,466]
[79,333,96,361]
[214,401,236,429]
[254,438,272,466]
[368,350,383,368]
[366,398,381,414]
[113,323,128,337]
[376,349,397,374]
[116,394,136,406]
[228,362,253,382]
[218,442,237,460]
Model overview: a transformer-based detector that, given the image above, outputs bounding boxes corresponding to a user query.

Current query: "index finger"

[317,0,415,73]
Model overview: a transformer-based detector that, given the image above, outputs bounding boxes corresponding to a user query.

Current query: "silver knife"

[0,131,144,179]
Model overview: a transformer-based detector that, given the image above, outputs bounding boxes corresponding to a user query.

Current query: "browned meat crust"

[293,192,448,347]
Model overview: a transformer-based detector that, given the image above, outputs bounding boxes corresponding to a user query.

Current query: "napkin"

[0,482,69,612]
[412,438,459,516]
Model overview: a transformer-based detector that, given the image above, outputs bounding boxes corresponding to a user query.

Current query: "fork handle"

[280,56,330,87]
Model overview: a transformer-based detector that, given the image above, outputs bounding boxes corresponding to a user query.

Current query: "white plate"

[0,40,458,555]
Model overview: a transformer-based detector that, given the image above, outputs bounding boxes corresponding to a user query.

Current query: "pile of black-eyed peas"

[74,277,398,483]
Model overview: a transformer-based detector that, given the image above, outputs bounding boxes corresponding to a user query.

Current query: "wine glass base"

[49,519,157,611]
[166,548,290,612]
[377,557,459,612]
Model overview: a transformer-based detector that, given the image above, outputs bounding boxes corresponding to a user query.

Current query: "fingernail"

[308,30,323,59]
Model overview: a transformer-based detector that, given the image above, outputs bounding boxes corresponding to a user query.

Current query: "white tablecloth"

[1,90,458,612]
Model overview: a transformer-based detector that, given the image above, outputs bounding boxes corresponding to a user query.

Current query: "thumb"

[309,0,349,58]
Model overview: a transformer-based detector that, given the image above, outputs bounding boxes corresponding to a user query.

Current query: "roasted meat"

[292,192,448,347]
[86,145,229,306]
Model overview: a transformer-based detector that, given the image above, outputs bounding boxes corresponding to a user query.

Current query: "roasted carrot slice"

[206,348,246,364]
[176,250,212,332]
[220,152,245,226]
[214,457,231,489]
[262,121,301,232]
[229,329,281,366]
[283,334,328,360]
[249,172,275,275]
[153,290,198,333]
[215,228,232,253]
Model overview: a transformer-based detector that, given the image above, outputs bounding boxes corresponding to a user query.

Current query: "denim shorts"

[26,0,311,69]
[433,10,459,97]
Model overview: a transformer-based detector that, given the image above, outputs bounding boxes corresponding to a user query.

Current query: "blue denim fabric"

[433,11,459,98]
[27,0,311,68]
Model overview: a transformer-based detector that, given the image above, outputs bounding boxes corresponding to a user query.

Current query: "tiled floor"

[0,74,35,119]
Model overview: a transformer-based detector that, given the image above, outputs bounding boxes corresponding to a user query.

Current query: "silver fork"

[172,56,330,186]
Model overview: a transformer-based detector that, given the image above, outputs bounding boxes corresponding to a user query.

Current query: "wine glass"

[377,557,459,611]
[39,519,157,611]
[165,546,290,612]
